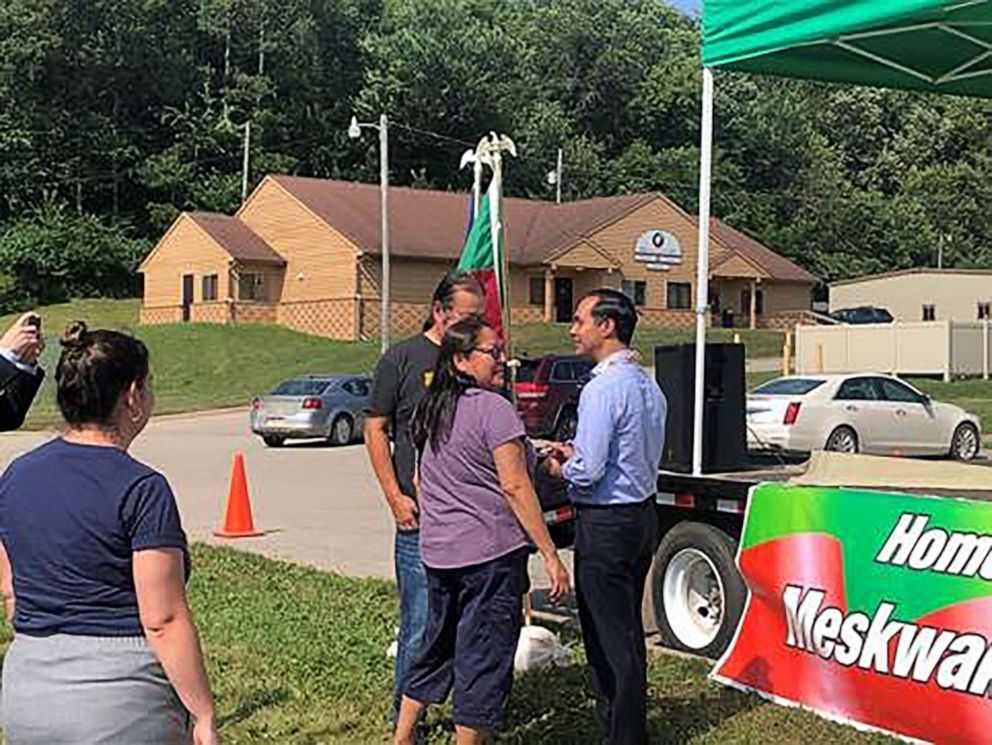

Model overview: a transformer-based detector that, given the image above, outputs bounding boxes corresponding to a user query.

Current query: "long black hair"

[420,271,484,333]
[411,316,491,455]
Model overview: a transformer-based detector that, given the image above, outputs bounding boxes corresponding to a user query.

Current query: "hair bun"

[60,320,89,349]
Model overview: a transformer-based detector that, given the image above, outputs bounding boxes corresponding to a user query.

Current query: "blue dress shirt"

[562,351,667,506]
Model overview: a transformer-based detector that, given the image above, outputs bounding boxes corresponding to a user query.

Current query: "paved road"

[0,411,565,587]
[0,411,400,577]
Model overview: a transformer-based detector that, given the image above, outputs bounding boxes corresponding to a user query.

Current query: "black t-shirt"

[367,334,440,499]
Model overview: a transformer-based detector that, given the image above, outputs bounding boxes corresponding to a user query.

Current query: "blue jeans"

[393,529,428,721]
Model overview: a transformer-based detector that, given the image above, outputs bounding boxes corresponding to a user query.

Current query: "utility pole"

[258,20,265,76]
[379,113,390,353]
[349,114,392,352]
[241,121,251,203]
[938,233,948,269]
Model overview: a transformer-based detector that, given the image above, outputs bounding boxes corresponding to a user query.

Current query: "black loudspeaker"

[654,343,746,473]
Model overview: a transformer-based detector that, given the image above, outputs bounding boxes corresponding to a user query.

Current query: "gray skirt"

[2,633,191,744]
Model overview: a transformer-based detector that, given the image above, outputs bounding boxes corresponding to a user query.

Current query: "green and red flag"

[457,185,505,337]
[713,483,992,742]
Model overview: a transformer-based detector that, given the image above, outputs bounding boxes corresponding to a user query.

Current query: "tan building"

[139,176,816,340]
[830,269,992,323]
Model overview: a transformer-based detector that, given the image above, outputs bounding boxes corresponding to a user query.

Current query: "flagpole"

[485,133,516,359]
[460,136,489,220]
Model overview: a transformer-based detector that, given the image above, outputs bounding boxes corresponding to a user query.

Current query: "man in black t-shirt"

[364,272,484,723]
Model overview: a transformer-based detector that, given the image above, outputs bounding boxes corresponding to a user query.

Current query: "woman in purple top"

[394,317,570,745]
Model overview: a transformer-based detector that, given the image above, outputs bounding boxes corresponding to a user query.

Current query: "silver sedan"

[250,375,371,447]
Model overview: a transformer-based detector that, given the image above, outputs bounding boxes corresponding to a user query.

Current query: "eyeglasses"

[473,346,504,361]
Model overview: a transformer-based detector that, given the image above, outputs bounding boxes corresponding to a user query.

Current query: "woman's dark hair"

[56,321,150,426]
[421,271,484,332]
[585,288,638,345]
[411,316,490,454]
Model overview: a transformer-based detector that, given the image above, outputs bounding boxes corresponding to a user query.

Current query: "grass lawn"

[1,300,381,430]
[515,323,787,362]
[910,378,992,439]
[9,299,789,430]
[123,545,891,743]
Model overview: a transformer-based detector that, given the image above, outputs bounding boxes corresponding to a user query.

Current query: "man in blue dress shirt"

[547,289,666,745]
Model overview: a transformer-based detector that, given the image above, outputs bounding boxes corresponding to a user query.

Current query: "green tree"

[0,205,149,307]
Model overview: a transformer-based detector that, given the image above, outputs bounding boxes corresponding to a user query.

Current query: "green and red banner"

[714,484,992,743]
[457,186,505,337]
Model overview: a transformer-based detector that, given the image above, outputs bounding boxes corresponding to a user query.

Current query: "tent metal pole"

[692,67,715,476]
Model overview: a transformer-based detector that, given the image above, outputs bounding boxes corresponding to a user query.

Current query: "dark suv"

[830,306,894,324]
[514,355,594,440]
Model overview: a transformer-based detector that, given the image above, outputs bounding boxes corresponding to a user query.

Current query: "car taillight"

[783,401,801,425]
[302,397,322,410]
[515,382,550,400]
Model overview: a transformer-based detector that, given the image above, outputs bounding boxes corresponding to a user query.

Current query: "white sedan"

[747,374,981,460]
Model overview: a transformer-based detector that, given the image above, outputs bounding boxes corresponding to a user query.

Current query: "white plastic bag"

[514,624,570,672]
[385,626,399,659]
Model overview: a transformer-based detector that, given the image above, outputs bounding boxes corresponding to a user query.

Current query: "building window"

[528,276,544,306]
[923,304,936,321]
[667,282,691,310]
[979,303,991,320]
[621,280,647,307]
[239,273,263,301]
[202,274,218,302]
[740,289,765,315]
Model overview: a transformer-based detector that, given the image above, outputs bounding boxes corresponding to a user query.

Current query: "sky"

[670,0,700,16]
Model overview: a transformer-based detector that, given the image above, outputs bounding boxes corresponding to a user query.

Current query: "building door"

[181,274,194,322]
[554,277,573,323]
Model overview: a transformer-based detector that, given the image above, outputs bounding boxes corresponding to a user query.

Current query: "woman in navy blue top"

[0,322,216,744]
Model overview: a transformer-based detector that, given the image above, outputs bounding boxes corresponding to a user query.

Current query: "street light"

[546,148,563,204]
[349,114,391,353]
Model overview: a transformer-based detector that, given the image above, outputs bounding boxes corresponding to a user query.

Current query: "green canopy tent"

[689,0,992,473]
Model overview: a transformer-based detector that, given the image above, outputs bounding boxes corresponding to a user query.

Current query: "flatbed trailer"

[539,452,992,659]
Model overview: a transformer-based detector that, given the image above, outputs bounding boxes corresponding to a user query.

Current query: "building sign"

[634,230,683,271]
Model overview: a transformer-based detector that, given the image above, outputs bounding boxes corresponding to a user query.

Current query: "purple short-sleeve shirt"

[418,388,531,569]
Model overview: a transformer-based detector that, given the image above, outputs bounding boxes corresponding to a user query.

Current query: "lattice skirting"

[638,309,697,328]
[511,307,544,324]
[361,303,558,338]
[140,306,182,325]
[278,299,356,340]
[233,303,278,325]
[359,301,430,340]
[192,303,230,324]
[761,312,804,331]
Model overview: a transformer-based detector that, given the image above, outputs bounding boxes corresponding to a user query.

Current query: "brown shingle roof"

[266,176,814,280]
[189,212,285,265]
[707,218,817,283]
[271,177,654,266]
[270,176,553,264]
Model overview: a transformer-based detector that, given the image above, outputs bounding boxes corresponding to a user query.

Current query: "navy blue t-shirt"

[0,438,189,636]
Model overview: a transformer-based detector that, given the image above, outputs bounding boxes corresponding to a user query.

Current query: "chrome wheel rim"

[955,426,979,460]
[663,548,725,650]
[828,429,857,453]
[334,418,351,443]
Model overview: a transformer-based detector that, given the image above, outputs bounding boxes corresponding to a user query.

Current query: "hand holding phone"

[0,313,44,365]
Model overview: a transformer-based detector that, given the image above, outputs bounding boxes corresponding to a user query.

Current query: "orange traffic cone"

[214,452,264,538]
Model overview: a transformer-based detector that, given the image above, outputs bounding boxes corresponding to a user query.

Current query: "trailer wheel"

[652,522,745,658]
